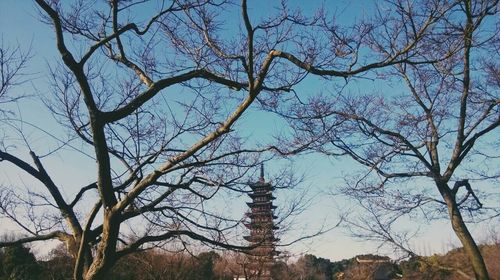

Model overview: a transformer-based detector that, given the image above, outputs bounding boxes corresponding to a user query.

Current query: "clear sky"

[0,0,497,262]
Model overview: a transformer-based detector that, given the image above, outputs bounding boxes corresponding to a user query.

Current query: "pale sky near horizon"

[0,0,498,263]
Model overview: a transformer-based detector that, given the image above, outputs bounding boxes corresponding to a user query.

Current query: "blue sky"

[0,1,497,262]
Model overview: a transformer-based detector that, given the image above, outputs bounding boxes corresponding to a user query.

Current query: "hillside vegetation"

[1,242,498,279]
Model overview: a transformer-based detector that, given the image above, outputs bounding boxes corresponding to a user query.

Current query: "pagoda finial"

[259,163,265,182]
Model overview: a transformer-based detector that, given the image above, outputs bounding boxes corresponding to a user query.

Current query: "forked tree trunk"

[441,185,490,280]
[83,211,121,280]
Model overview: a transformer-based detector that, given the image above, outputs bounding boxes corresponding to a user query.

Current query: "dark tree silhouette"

[0,244,42,280]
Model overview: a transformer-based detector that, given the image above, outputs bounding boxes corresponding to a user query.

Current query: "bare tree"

[275,1,499,279]
[0,1,452,279]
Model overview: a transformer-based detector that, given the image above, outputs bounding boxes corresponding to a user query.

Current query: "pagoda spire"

[259,163,265,182]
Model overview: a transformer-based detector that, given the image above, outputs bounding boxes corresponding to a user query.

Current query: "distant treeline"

[0,242,498,280]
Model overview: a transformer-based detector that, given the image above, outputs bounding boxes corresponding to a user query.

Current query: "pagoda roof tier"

[247,209,276,214]
[244,223,278,229]
[246,201,277,208]
[247,192,276,199]
[246,212,278,218]
[246,212,278,219]
[243,236,280,243]
[248,182,274,190]
[244,223,279,230]
[247,200,273,205]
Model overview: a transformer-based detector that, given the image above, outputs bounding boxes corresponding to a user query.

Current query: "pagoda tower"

[243,165,279,280]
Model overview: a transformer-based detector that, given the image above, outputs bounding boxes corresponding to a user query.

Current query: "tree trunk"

[83,211,120,280]
[441,186,490,280]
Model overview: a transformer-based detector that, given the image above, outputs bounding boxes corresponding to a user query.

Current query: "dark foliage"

[0,245,42,280]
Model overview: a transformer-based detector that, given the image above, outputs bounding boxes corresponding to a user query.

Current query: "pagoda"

[243,165,279,279]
